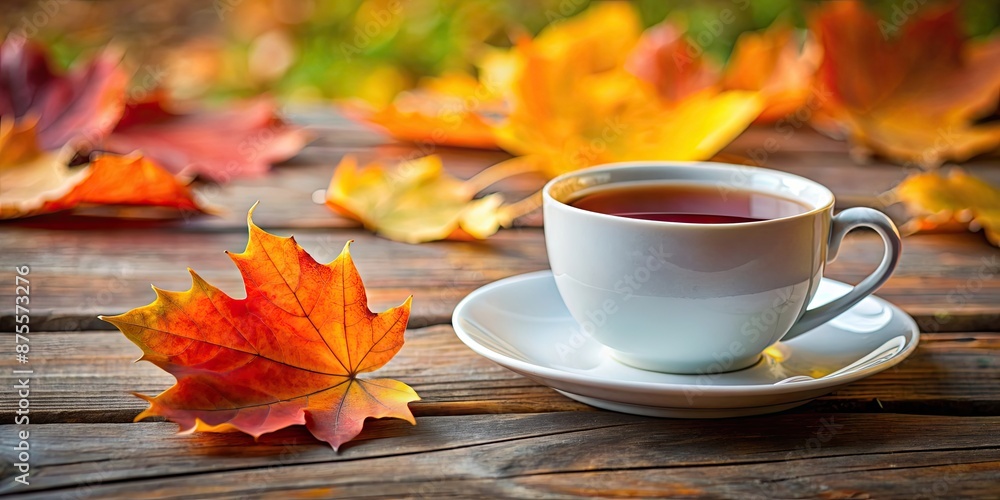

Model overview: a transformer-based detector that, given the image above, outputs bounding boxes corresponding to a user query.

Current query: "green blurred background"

[3,0,997,106]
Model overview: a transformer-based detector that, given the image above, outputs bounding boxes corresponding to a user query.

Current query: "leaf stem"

[462,156,541,195]
[498,190,542,227]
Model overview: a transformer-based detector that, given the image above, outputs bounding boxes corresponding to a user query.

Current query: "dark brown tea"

[568,183,808,224]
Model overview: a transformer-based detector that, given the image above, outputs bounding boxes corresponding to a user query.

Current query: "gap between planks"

[0,327,996,426]
[1,413,997,498]
[1,230,999,333]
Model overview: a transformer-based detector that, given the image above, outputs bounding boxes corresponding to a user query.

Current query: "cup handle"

[781,207,902,341]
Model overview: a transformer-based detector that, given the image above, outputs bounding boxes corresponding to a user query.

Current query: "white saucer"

[452,271,920,418]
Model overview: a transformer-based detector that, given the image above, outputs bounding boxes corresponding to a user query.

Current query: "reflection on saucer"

[830,298,893,333]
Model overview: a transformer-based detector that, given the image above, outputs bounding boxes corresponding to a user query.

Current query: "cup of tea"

[543,162,901,374]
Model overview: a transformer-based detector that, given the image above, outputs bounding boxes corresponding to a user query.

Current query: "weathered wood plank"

[189,125,1000,231]
[1,413,996,498]
[1,229,997,332]
[175,132,1000,232]
[0,326,585,424]
[0,328,996,425]
[0,226,549,332]
[5,122,996,233]
[817,332,1000,415]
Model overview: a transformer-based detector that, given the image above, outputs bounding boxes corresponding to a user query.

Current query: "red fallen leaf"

[102,92,308,182]
[626,21,721,105]
[0,35,127,150]
[101,205,418,450]
[0,119,206,219]
[810,1,1000,167]
[721,22,821,123]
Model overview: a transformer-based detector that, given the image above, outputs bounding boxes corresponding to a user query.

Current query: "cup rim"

[542,161,836,227]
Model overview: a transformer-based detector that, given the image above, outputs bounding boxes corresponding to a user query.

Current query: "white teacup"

[543,162,901,374]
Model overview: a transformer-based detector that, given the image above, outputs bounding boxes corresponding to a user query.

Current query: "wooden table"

[2,114,998,498]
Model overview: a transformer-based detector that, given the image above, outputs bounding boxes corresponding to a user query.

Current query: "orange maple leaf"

[810,1,1000,167]
[0,119,205,219]
[0,35,127,150]
[345,73,502,150]
[100,205,418,450]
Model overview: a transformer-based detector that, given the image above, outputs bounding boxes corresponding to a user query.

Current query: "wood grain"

[1,413,996,498]
[2,113,998,499]
[5,121,997,232]
[0,226,548,332]
[1,327,996,425]
[1,228,997,332]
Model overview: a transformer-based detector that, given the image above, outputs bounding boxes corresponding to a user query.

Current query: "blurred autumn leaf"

[4,0,999,245]
[343,73,502,150]
[101,92,308,182]
[324,154,538,243]
[0,32,308,223]
[625,21,720,105]
[811,1,1000,167]
[891,168,1000,246]
[4,0,999,106]
[325,2,768,242]
[496,2,761,178]
[0,36,126,150]
[0,119,206,219]
[721,21,821,124]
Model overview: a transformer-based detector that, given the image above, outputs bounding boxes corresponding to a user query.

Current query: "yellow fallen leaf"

[495,3,761,178]
[476,46,521,100]
[324,155,537,244]
[892,168,1000,246]
[721,22,821,123]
